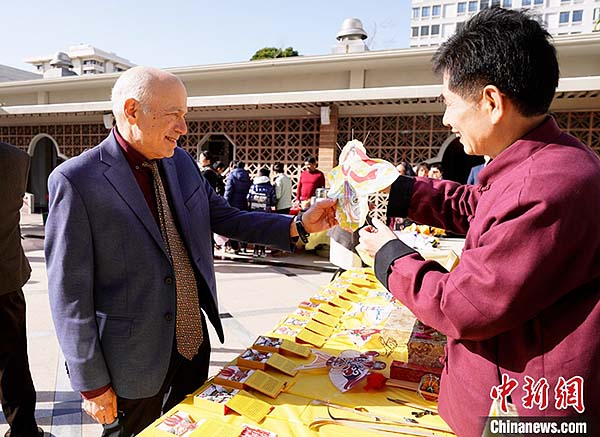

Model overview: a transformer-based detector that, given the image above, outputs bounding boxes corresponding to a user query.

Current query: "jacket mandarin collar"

[478,117,562,186]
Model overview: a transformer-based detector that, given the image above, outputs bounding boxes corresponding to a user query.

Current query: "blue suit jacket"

[45,133,293,399]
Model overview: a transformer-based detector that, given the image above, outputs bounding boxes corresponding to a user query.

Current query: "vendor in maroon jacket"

[296,156,325,208]
[359,8,599,437]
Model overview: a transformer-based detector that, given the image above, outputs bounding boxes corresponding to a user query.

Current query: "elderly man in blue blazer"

[45,66,337,436]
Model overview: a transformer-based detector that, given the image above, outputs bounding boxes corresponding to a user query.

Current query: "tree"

[250,47,299,61]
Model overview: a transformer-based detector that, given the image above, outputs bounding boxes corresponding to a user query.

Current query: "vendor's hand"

[358,217,398,258]
[83,387,117,425]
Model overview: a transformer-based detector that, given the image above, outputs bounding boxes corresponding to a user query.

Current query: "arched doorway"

[197,134,235,166]
[27,134,65,212]
[434,135,484,184]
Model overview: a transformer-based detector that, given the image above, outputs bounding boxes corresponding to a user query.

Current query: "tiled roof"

[0,64,41,82]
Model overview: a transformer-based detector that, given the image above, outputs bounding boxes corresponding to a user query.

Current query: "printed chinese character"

[555,376,585,413]
[490,373,519,414]
[522,376,549,410]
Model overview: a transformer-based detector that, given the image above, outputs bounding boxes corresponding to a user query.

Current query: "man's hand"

[358,217,398,257]
[290,198,337,237]
[83,387,118,425]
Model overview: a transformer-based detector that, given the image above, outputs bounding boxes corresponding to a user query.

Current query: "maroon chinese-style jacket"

[376,117,600,436]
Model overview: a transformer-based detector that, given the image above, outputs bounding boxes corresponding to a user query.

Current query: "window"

[412,26,419,37]
[522,0,531,5]
[469,1,478,12]
[458,2,467,13]
[422,6,430,17]
[432,5,441,16]
[503,0,512,6]
[559,11,569,23]
[431,24,441,35]
[412,7,420,18]
[572,9,583,22]
[480,0,489,8]
[421,25,430,36]
[594,7,600,21]
[533,0,543,5]
[491,0,500,6]
[560,0,570,3]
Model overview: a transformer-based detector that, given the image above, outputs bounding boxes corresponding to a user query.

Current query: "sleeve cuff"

[374,239,416,289]
[81,384,111,400]
[387,176,414,218]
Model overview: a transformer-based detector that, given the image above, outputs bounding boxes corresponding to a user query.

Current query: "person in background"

[296,156,325,209]
[358,8,599,436]
[428,163,443,179]
[224,161,252,253]
[45,66,338,436]
[198,150,219,192]
[466,155,491,185]
[212,161,226,196]
[272,162,292,214]
[416,162,430,177]
[247,168,277,257]
[0,142,44,437]
[396,161,416,177]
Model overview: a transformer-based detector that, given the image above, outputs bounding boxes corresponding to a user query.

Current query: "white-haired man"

[45,66,337,436]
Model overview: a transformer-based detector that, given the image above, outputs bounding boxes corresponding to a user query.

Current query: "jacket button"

[164,312,173,321]
[164,276,173,285]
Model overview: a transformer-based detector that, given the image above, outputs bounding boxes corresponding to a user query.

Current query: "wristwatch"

[295,213,310,243]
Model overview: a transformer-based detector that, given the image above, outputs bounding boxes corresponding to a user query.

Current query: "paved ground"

[2,213,335,436]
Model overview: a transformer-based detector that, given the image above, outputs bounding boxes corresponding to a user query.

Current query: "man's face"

[133,79,188,160]
[440,74,491,156]
[199,153,210,167]
[304,161,316,171]
[429,167,442,179]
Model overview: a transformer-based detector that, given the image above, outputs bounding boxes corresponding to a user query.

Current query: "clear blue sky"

[3,0,411,72]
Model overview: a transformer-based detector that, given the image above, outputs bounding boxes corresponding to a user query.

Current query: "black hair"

[234,160,245,169]
[273,162,284,173]
[398,161,416,177]
[259,167,270,177]
[432,7,558,116]
[199,150,212,162]
[304,156,317,164]
[430,163,443,172]
[212,161,225,171]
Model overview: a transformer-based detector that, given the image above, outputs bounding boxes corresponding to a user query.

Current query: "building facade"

[25,44,134,76]
[410,0,600,47]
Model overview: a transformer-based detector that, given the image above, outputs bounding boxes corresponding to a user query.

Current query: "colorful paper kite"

[327,140,399,231]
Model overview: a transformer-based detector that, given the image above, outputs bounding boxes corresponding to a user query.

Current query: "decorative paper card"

[339,290,362,303]
[318,303,344,318]
[272,325,301,338]
[266,353,298,377]
[193,384,239,414]
[346,284,369,296]
[225,390,274,423]
[309,293,335,305]
[350,277,377,288]
[311,311,339,328]
[298,300,320,311]
[252,336,283,354]
[156,411,201,436]
[330,296,353,311]
[245,370,286,398]
[292,308,315,319]
[237,349,271,370]
[280,316,309,328]
[327,139,399,231]
[214,366,255,390]
[240,424,277,437]
[305,320,334,337]
[279,339,311,358]
[295,328,326,348]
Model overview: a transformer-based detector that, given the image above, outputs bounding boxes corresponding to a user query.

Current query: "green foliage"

[251,47,299,60]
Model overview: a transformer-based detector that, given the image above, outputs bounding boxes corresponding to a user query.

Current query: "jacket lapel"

[162,157,193,247]
[99,134,169,259]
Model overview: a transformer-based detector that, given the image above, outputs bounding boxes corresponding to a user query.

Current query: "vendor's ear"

[482,85,504,125]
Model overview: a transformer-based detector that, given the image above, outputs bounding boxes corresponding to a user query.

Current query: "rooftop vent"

[332,18,369,54]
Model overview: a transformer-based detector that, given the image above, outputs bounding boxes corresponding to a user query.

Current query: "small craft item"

[252,336,310,357]
[317,303,344,318]
[418,374,440,402]
[193,385,273,422]
[293,308,315,319]
[271,325,301,338]
[214,366,255,390]
[305,320,334,337]
[295,327,326,348]
[327,139,399,231]
[408,320,447,368]
[244,369,287,398]
[155,411,200,436]
[389,360,443,384]
[298,300,320,311]
[310,311,339,328]
[240,423,277,437]
[280,315,309,328]
[237,348,299,377]
[330,295,353,311]
[346,284,369,296]
[338,290,362,303]
[298,349,386,392]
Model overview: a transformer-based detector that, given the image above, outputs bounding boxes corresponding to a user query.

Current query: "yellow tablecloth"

[140,268,455,437]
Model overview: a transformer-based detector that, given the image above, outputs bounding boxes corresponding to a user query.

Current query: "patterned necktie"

[143,161,203,360]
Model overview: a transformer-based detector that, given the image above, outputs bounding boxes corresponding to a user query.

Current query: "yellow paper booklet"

[225,390,273,423]
[318,303,344,318]
[346,284,369,296]
[331,296,353,311]
[306,320,334,337]
[311,311,339,328]
[245,370,286,398]
[296,327,326,348]
[252,336,310,358]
